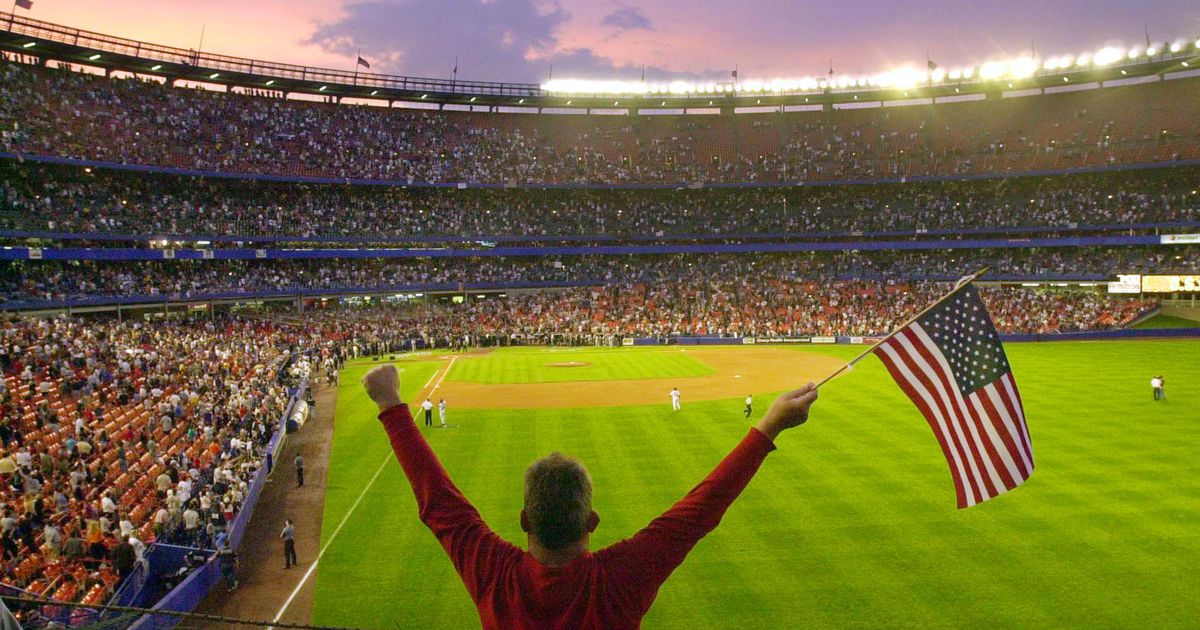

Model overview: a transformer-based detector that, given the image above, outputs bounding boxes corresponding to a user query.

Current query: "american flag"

[873,284,1034,508]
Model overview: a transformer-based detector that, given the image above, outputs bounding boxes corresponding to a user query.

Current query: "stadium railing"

[632,329,1200,346]
[3,220,1196,246]
[5,151,1200,190]
[0,234,1167,262]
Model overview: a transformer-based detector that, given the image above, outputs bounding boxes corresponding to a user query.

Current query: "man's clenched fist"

[362,364,403,412]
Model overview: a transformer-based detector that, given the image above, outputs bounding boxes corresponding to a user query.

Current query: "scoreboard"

[1140,275,1200,293]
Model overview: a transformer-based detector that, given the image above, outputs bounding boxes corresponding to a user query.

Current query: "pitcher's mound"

[547,361,591,368]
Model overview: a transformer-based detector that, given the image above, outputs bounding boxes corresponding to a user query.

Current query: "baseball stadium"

[0,3,1197,629]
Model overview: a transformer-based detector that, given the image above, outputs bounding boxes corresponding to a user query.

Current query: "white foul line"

[270,356,457,627]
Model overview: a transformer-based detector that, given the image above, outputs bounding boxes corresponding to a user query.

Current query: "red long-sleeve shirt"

[379,404,777,629]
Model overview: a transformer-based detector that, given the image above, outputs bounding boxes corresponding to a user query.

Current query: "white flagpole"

[812,267,990,390]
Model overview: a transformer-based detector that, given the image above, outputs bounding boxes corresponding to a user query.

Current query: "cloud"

[602,3,653,32]
[306,0,690,83]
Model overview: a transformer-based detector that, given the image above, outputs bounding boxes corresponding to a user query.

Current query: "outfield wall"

[626,329,1200,347]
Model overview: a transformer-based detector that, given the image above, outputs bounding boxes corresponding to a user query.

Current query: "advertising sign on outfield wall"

[811,336,837,344]
[742,337,757,345]
[1161,234,1200,244]
[1107,274,1142,294]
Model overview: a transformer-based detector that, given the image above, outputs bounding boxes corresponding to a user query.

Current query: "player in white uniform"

[438,399,447,426]
[744,395,753,418]
[669,387,681,411]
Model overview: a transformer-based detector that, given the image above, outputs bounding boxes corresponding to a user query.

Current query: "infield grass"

[447,346,715,384]
[311,341,1200,629]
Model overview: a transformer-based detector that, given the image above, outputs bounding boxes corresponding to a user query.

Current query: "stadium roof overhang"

[2,11,1199,112]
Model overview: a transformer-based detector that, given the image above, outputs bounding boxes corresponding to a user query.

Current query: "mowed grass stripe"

[313,341,1200,629]
[448,346,715,384]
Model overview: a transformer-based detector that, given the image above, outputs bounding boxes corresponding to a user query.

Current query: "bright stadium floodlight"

[1075,53,1091,66]
[1127,47,1141,59]
[930,67,946,82]
[541,79,650,95]
[947,68,962,80]
[1093,47,1123,66]
[1170,41,1183,52]
[979,61,1006,80]
[1146,45,1158,55]
[1042,57,1060,71]
[1009,57,1037,78]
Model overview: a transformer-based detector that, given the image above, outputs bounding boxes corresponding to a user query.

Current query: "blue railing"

[0,233,1171,263]
[2,220,1196,246]
[4,151,1200,190]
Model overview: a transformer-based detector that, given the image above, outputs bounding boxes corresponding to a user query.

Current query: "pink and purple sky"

[19,1,1200,83]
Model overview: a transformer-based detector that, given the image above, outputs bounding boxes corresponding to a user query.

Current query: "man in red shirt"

[363,365,818,630]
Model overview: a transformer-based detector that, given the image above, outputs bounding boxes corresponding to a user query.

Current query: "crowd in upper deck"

[3,59,1200,186]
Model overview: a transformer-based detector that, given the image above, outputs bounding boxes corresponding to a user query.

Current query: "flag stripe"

[895,328,1000,498]
[980,383,1032,477]
[964,392,1020,490]
[999,374,1035,466]
[875,342,973,507]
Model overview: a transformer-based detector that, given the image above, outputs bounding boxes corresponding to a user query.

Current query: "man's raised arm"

[363,365,519,599]
[599,384,819,613]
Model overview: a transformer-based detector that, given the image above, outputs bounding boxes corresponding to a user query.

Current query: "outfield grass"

[312,341,1200,629]
[1131,314,1200,329]
[448,346,715,384]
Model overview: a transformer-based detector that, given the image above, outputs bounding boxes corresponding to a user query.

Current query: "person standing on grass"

[744,394,753,418]
[294,453,305,487]
[1151,375,1163,401]
[422,398,435,427]
[669,387,682,411]
[439,399,447,427]
[281,519,297,569]
[362,364,818,630]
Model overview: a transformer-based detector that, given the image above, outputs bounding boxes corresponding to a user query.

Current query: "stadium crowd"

[0,317,334,610]
[2,162,1198,241]
[3,60,1200,185]
[301,281,1154,344]
[1,248,1196,305]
